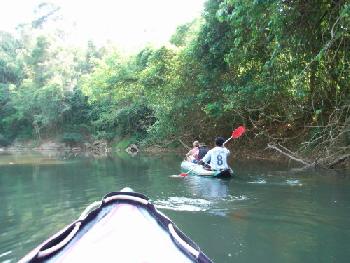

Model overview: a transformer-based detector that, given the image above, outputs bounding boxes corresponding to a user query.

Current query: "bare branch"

[267,143,311,166]
[178,139,191,150]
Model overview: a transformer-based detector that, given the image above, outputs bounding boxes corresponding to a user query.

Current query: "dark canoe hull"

[19,189,213,263]
[215,169,233,178]
[181,161,234,178]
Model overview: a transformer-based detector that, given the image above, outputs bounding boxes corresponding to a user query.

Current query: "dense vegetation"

[0,1,349,166]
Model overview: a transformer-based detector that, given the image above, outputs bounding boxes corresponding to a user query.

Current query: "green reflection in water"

[0,152,349,263]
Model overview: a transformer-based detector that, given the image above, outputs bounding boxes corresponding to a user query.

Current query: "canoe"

[19,188,213,263]
[181,161,233,178]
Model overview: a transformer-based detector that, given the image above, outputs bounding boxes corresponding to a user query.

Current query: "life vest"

[198,146,209,159]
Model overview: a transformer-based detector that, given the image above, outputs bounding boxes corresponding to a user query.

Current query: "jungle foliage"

[0,0,349,164]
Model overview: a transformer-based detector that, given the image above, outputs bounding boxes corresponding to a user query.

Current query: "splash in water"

[286,179,302,186]
[248,179,267,184]
[154,197,212,212]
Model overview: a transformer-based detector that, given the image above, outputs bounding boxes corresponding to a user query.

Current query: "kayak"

[19,188,213,263]
[181,161,233,178]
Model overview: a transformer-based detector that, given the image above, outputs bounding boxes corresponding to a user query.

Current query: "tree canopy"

[0,0,349,165]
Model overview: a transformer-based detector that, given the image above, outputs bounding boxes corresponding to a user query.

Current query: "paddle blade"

[179,173,188,177]
[232,126,246,139]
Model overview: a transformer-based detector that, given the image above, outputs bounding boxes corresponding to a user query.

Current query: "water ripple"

[0,251,12,258]
[154,194,249,213]
[248,179,267,184]
[286,179,303,186]
[154,197,211,212]
[226,195,249,201]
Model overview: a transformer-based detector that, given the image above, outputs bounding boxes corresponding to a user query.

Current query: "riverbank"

[0,139,293,162]
[1,138,348,170]
[0,139,109,158]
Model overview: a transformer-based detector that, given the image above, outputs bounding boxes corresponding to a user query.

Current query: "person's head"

[193,141,199,147]
[215,137,225,147]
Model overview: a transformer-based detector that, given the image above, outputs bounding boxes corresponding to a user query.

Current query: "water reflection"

[185,176,230,199]
[0,152,350,263]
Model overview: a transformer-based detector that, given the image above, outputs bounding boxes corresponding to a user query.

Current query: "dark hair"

[215,137,225,146]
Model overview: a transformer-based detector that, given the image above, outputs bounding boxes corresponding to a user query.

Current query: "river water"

[0,151,349,263]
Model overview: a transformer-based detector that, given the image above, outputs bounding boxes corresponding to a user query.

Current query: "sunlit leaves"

[0,0,349,152]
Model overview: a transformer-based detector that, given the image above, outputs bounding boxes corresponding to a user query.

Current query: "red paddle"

[224,125,246,145]
[180,126,246,177]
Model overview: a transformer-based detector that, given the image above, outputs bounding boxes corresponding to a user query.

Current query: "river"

[0,151,349,263]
